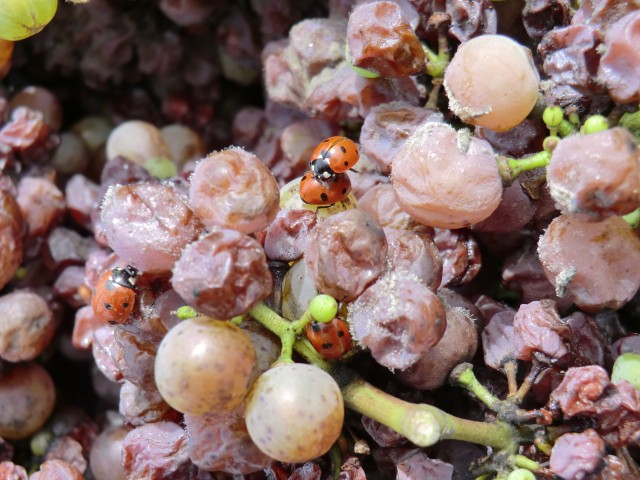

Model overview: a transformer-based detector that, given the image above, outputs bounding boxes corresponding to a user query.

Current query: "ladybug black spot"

[300,175,306,182]
[342,188,347,194]
[311,323,321,332]
[122,302,130,308]
[340,146,346,153]
[323,139,330,143]
[320,193,328,202]
[104,303,112,310]
[337,330,344,337]
[344,161,349,166]
[321,342,333,350]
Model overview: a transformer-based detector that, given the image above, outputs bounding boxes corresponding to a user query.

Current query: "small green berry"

[542,106,563,128]
[176,305,198,320]
[611,353,640,390]
[30,430,52,456]
[309,294,338,323]
[144,157,177,179]
[507,469,536,480]
[345,44,381,79]
[581,115,608,134]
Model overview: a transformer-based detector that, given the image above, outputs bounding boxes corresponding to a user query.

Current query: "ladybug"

[299,170,351,205]
[305,317,352,360]
[91,265,139,324]
[310,136,360,179]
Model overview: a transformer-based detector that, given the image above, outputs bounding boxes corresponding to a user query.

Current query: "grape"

[444,35,539,132]
[279,176,358,220]
[537,214,640,312]
[29,460,83,480]
[49,132,90,176]
[0,186,23,290]
[611,353,640,390]
[105,120,171,167]
[70,115,112,154]
[547,127,639,218]
[16,176,65,238]
[160,124,205,169]
[89,425,129,480]
[281,258,320,321]
[0,39,13,80]
[155,317,257,416]
[0,362,55,440]
[392,123,503,229]
[245,363,344,463]
[309,294,339,323]
[0,0,57,41]
[384,228,442,292]
[9,86,63,131]
[549,429,605,480]
[188,147,280,234]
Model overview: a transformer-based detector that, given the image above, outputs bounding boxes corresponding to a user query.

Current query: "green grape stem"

[511,454,541,472]
[623,208,640,229]
[497,150,551,185]
[341,378,517,450]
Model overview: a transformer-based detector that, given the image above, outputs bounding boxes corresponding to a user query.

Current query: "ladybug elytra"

[91,265,139,324]
[305,317,352,360]
[310,136,360,179]
[299,170,351,205]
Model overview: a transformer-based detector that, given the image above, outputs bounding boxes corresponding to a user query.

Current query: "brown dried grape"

[564,311,607,368]
[392,123,503,229]
[361,416,406,447]
[53,265,86,309]
[29,460,83,480]
[16,176,65,238]
[522,0,572,41]
[91,325,124,383]
[44,227,97,272]
[185,405,274,474]
[263,209,317,262]
[189,147,280,234]
[346,1,426,77]
[155,317,257,416]
[172,228,272,319]
[599,11,640,104]
[475,118,546,158]
[538,214,640,312]
[396,305,477,390]
[121,422,192,479]
[359,102,443,175]
[0,363,55,440]
[513,300,569,363]
[89,425,129,480]
[473,180,536,233]
[100,182,203,273]
[481,310,516,370]
[290,18,347,78]
[119,381,179,427]
[9,86,63,132]
[70,115,112,154]
[433,228,482,287]
[305,209,387,302]
[444,35,539,132]
[105,120,171,167]
[99,155,152,187]
[383,228,442,291]
[114,328,158,391]
[71,305,102,350]
[348,272,446,370]
[396,450,454,480]
[538,25,604,96]
[550,365,611,416]
[0,107,51,158]
[0,186,22,290]
[572,0,640,33]
[550,429,606,480]
[0,290,55,362]
[49,132,90,176]
[357,183,425,232]
[547,128,639,218]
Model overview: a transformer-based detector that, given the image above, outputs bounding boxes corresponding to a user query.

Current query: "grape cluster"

[0,0,639,479]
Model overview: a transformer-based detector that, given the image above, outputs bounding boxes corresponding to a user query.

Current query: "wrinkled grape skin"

[359,102,443,175]
[513,300,569,363]
[396,307,477,390]
[0,363,55,440]
[550,429,606,480]
[245,363,344,463]
[434,228,482,287]
[0,186,23,290]
[101,183,203,273]
[348,272,446,370]
[357,183,428,232]
[29,460,83,480]
[0,290,55,362]
[538,214,640,312]
[119,381,179,427]
[392,123,502,229]
[172,228,272,319]
[121,422,192,479]
[444,35,539,132]
[185,405,274,474]
[547,128,639,218]
[481,310,516,370]
[189,148,280,234]
[263,209,317,262]
[599,11,640,104]
[347,2,426,77]
[155,317,257,416]
[16,176,65,238]
[0,462,27,480]
[305,209,387,302]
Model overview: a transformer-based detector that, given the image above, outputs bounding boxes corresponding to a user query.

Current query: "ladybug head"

[111,265,139,289]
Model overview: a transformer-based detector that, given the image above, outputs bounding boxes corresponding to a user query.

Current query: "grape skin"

[155,317,257,416]
[244,363,344,463]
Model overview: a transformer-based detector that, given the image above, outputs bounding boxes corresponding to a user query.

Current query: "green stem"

[341,379,517,450]
[249,302,332,370]
[623,208,640,229]
[497,150,551,185]
[558,118,577,137]
[619,110,640,142]
[451,364,500,410]
[511,454,541,472]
